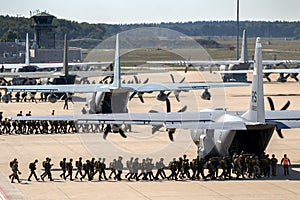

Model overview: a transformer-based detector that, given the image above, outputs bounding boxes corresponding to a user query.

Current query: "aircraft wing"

[0,84,111,93]
[265,110,300,129]
[0,69,167,79]
[147,60,242,66]
[10,111,247,130]
[123,82,249,93]
[261,60,300,65]
[147,60,300,66]
[215,68,300,74]
[1,62,111,70]
[0,81,248,93]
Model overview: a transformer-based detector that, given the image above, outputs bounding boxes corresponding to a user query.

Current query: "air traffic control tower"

[31,12,57,48]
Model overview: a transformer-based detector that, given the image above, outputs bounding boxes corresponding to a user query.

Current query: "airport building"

[0,12,82,64]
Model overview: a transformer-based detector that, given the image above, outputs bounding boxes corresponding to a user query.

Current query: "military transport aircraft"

[1,33,247,138]
[147,30,300,83]
[11,37,300,158]
[0,34,166,86]
[1,33,109,73]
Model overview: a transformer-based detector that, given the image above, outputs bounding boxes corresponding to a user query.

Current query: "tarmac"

[1,71,300,200]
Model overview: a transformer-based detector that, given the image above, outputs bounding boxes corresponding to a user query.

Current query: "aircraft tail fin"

[242,37,265,123]
[111,34,121,89]
[240,30,248,63]
[63,34,69,77]
[25,33,30,66]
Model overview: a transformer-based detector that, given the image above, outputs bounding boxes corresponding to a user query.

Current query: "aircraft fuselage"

[192,112,276,159]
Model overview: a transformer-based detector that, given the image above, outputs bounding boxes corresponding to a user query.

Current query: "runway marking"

[0,187,10,200]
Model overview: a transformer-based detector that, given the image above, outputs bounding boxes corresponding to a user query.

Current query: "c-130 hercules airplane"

[11,37,300,158]
[1,34,247,139]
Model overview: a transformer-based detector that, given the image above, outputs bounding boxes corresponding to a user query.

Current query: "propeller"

[263,73,272,82]
[276,73,288,83]
[150,105,187,141]
[267,96,290,138]
[103,124,127,139]
[263,65,272,82]
[129,75,149,103]
[284,64,299,82]
[184,56,192,73]
[170,74,186,102]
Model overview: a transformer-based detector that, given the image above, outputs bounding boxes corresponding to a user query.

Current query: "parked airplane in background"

[13,37,300,158]
[1,33,109,73]
[1,34,248,139]
[0,34,167,86]
[147,30,300,83]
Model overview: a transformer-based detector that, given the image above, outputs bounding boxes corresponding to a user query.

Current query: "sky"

[1,0,300,24]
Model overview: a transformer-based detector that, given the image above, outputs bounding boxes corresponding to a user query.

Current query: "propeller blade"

[294,77,299,82]
[184,66,188,73]
[166,98,171,113]
[168,131,174,142]
[129,92,137,101]
[170,74,175,83]
[276,129,284,139]
[179,77,185,83]
[175,93,180,102]
[152,125,163,134]
[280,100,290,110]
[178,105,187,113]
[102,76,111,82]
[143,78,149,84]
[166,91,172,96]
[103,124,111,139]
[267,97,275,111]
[149,110,159,113]
[284,74,290,79]
[119,128,127,138]
[133,75,138,83]
[138,95,144,103]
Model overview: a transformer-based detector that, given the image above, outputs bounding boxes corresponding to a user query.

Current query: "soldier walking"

[59,158,67,179]
[41,157,54,181]
[75,157,83,179]
[116,156,123,181]
[28,159,39,181]
[11,160,21,183]
[270,154,278,176]
[65,158,74,181]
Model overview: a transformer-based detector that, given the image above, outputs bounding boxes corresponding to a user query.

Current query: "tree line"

[1,14,300,47]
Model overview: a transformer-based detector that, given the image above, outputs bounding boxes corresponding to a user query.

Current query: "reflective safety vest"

[283,158,289,165]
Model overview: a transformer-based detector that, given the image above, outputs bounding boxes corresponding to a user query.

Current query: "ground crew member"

[28,159,39,181]
[281,154,291,176]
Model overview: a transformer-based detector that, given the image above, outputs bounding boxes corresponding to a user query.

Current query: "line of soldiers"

[0,109,131,135]
[9,152,290,184]
[0,111,112,135]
